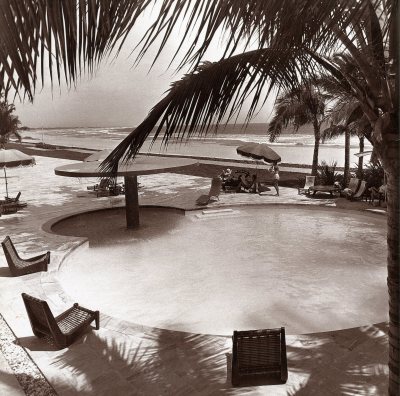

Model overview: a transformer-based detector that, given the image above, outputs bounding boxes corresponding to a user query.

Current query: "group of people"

[220,164,280,196]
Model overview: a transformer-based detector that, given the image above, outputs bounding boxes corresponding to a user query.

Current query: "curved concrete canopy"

[54,156,198,178]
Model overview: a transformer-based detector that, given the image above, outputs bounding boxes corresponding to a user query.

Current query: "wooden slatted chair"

[5,191,21,203]
[298,176,315,195]
[2,236,50,276]
[96,179,111,197]
[349,180,368,201]
[196,177,223,205]
[0,203,18,215]
[22,293,100,348]
[232,327,288,387]
[341,177,360,198]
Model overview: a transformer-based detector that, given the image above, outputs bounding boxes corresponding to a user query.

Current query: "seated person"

[221,168,232,180]
[333,181,342,190]
[342,187,355,198]
[236,174,258,193]
[221,168,239,190]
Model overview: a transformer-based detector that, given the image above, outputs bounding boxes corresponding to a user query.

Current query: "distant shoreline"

[6,141,355,189]
[18,122,315,136]
[10,140,355,172]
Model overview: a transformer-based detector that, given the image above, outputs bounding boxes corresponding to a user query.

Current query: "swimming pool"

[53,206,387,335]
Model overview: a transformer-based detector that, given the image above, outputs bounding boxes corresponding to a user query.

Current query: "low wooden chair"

[298,176,315,195]
[196,177,223,205]
[349,180,368,201]
[341,177,360,198]
[96,179,111,197]
[0,203,18,215]
[232,327,288,387]
[5,191,21,203]
[1,201,27,214]
[22,293,100,348]
[2,236,50,276]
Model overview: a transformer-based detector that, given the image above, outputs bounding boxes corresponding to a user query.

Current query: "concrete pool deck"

[0,156,389,395]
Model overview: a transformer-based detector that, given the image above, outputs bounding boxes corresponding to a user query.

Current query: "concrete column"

[124,175,139,228]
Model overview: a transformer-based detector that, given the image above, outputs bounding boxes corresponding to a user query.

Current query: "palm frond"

[2,0,393,102]
[322,100,373,143]
[135,0,374,70]
[321,124,347,141]
[0,94,21,140]
[0,0,150,100]
[268,83,328,142]
[100,47,311,174]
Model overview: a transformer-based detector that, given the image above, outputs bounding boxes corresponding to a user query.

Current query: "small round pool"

[53,206,387,335]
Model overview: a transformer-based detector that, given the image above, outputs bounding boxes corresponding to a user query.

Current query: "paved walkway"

[0,156,388,395]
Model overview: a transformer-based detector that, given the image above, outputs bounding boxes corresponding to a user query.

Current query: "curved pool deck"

[0,156,389,396]
[52,205,387,336]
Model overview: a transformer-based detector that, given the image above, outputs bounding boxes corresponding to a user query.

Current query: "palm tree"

[267,84,330,176]
[0,97,21,148]
[0,1,398,393]
[321,99,373,184]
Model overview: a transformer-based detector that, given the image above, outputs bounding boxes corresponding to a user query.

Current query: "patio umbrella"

[84,149,113,162]
[236,143,281,164]
[0,149,35,198]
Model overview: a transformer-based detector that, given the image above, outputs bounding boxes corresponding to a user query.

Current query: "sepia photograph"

[0,1,398,395]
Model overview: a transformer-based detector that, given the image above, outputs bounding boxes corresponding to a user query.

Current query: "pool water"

[54,206,387,335]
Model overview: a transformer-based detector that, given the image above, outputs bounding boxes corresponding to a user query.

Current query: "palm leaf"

[0,0,150,100]
[135,0,373,71]
[268,84,329,141]
[100,47,311,174]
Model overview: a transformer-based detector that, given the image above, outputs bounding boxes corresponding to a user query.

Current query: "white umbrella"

[0,149,35,198]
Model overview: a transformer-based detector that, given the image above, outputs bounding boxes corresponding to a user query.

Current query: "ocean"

[20,124,372,168]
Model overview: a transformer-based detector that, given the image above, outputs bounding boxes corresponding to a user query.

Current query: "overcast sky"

[14,9,276,128]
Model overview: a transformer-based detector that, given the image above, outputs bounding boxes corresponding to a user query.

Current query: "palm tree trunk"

[358,136,365,173]
[387,168,399,396]
[385,147,399,396]
[311,120,320,176]
[343,128,350,185]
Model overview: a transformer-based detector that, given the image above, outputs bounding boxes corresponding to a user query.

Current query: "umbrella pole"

[4,167,8,198]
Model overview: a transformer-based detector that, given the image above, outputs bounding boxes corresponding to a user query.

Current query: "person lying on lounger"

[236,174,258,193]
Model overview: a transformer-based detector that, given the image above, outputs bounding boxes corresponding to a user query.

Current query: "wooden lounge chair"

[349,180,368,201]
[0,203,18,214]
[21,293,100,348]
[5,191,21,203]
[341,177,360,198]
[2,236,50,276]
[109,182,125,196]
[1,201,27,214]
[298,176,315,195]
[87,184,97,191]
[1,192,27,212]
[196,177,223,205]
[232,327,288,387]
[96,179,111,197]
